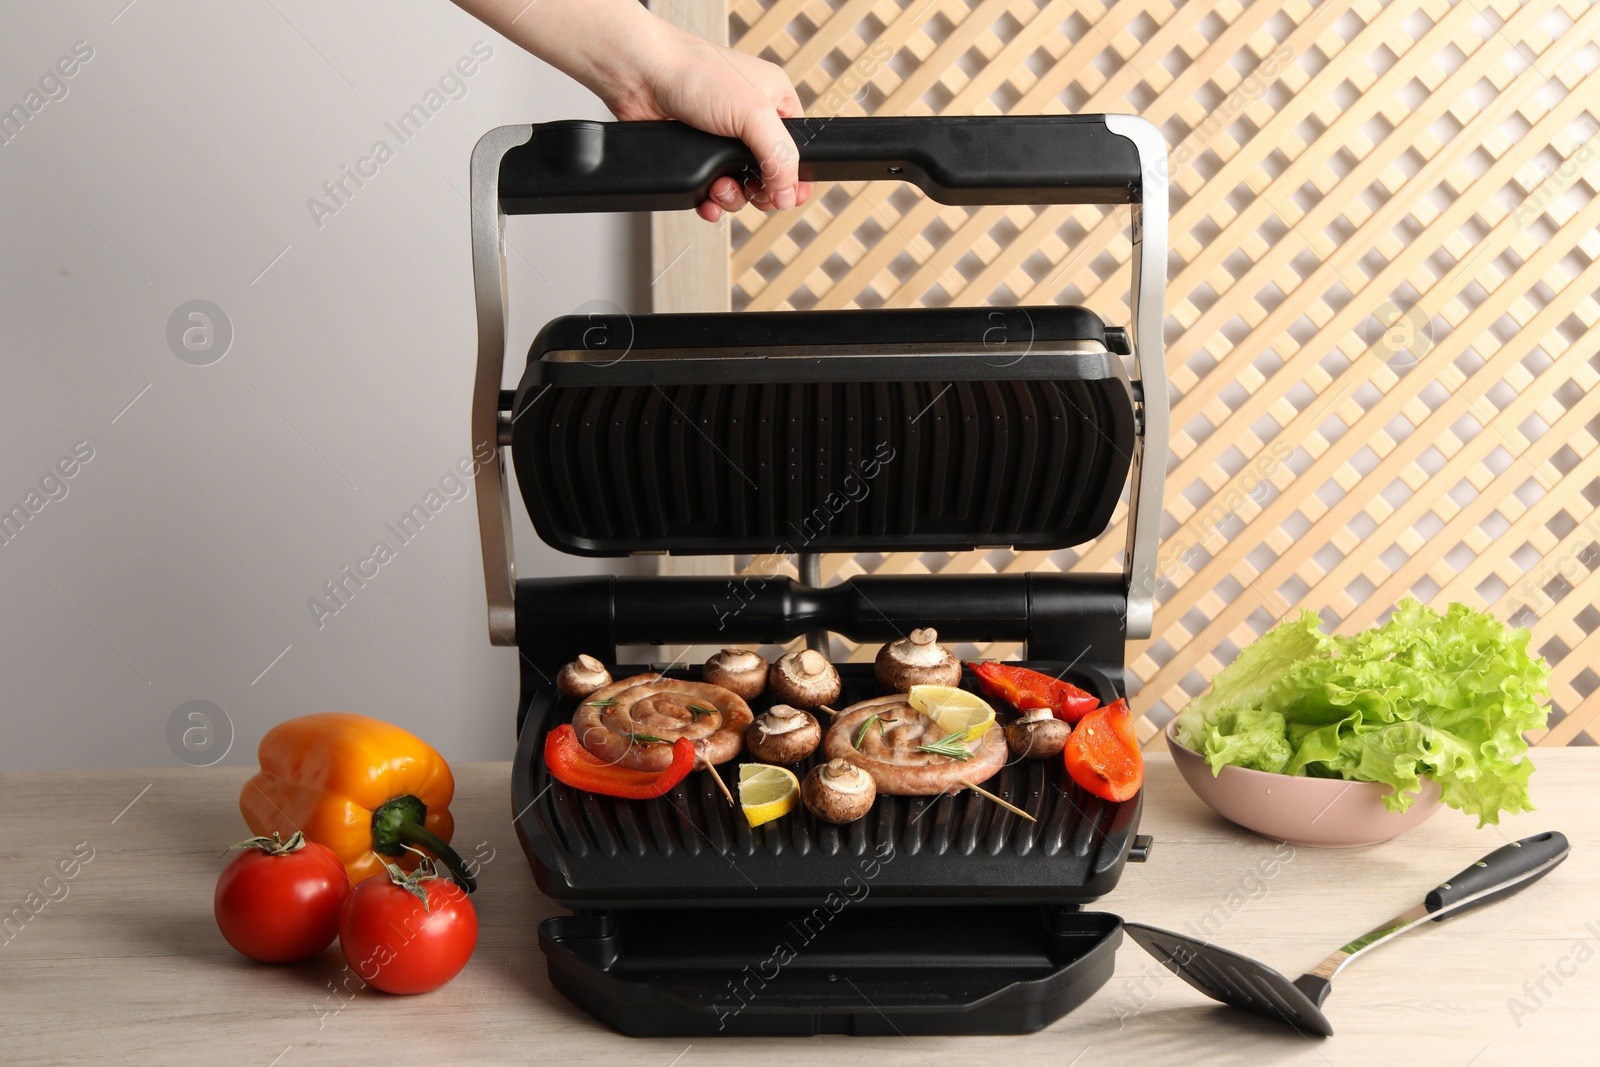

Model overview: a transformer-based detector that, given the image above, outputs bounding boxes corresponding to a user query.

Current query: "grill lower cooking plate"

[514,663,1136,1037]
[512,663,1141,908]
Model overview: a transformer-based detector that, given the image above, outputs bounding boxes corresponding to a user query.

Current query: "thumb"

[736,105,800,209]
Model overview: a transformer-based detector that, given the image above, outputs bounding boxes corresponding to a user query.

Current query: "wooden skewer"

[960,779,1037,822]
[703,756,736,806]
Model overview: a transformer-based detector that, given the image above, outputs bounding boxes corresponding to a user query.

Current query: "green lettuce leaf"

[1173,600,1549,826]
[1173,608,1328,759]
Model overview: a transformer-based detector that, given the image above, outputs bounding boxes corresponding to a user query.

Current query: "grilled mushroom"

[802,758,877,824]
[745,704,821,764]
[767,649,841,710]
[874,627,961,692]
[1005,707,1071,759]
[556,654,611,700]
[702,648,768,701]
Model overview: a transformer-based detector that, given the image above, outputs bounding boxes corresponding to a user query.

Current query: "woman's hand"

[604,31,813,222]
[453,0,811,222]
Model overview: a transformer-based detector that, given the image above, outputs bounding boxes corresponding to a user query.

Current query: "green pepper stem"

[394,820,477,894]
[370,795,477,893]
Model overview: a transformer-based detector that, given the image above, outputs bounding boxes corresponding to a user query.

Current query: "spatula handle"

[1424,831,1569,920]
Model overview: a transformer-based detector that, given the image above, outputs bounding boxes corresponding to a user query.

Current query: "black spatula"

[1124,830,1569,1036]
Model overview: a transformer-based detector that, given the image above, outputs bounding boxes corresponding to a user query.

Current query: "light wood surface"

[713,0,1600,746]
[1,751,1593,1065]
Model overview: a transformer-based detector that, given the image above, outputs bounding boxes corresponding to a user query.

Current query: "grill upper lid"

[471,117,1169,642]
[510,304,1136,557]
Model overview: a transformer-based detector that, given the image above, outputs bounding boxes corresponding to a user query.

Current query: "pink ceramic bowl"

[1164,718,1443,847]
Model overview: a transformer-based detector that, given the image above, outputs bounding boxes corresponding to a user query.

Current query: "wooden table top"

[1,750,1593,1065]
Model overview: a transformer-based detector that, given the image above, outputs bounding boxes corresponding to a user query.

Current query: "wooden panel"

[650,0,736,662]
[648,0,733,317]
[708,0,1600,745]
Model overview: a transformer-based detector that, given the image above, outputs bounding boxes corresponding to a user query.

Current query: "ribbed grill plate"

[512,663,1140,907]
[515,379,1131,556]
[509,305,1135,557]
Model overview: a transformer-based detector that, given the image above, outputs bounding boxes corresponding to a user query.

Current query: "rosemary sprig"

[686,704,718,719]
[853,716,874,749]
[916,731,975,762]
[585,697,618,707]
[623,732,672,746]
[853,714,893,749]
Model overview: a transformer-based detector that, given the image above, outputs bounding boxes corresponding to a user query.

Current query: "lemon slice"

[738,764,799,827]
[907,685,996,743]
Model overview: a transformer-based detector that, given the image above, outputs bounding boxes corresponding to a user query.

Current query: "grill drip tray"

[540,905,1122,1036]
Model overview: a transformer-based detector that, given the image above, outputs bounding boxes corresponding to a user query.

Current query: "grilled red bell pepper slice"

[544,724,696,799]
[1064,698,1143,802]
[967,661,1100,723]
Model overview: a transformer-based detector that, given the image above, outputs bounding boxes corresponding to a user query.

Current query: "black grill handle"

[496,116,1143,214]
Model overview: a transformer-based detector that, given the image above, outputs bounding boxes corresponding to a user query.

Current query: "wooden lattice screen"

[699,0,1600,746]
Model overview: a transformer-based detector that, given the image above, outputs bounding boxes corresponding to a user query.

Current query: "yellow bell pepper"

[239,713,474,890]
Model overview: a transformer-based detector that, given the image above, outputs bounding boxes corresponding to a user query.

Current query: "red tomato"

[339,872,477,994]
[214,832,349,963]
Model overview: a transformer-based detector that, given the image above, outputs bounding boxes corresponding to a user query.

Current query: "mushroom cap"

[556,654,612,700]
[801,758,877,824]
[702,648,768,700]
[1005,714,1071,759]
[744,704,822,764]
[874,627,961,692]
[767,648,841,710]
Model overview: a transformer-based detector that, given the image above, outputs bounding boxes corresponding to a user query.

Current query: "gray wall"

[1,1,647,770]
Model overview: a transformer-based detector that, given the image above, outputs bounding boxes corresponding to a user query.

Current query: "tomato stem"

[371,795,477,893]
[225,830,306,857]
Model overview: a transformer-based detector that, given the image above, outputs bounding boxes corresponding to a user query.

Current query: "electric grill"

[468,115,1168,1036]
